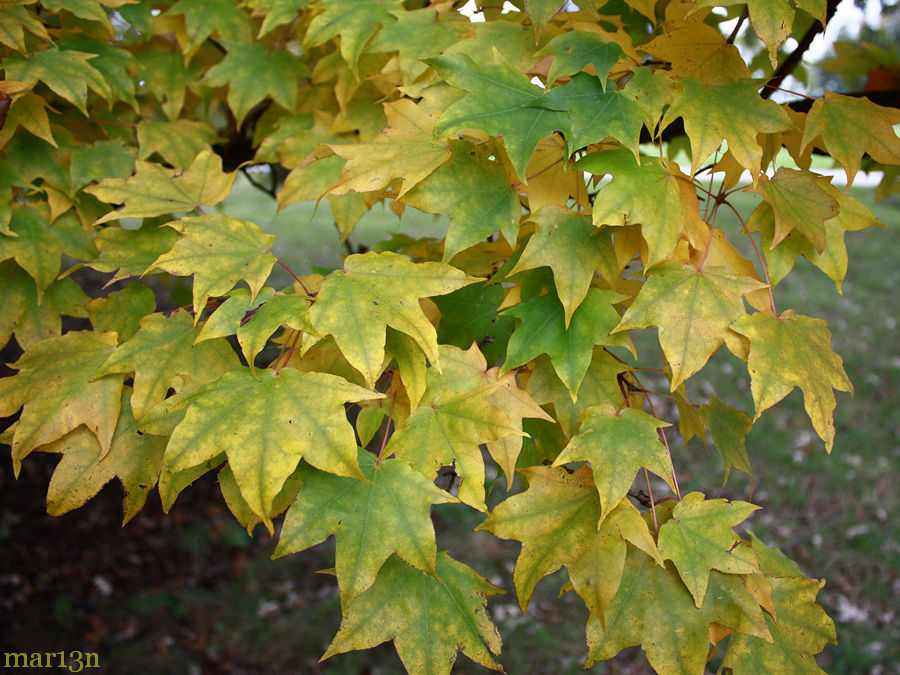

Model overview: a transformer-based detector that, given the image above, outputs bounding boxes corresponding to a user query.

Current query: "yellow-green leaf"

[149,214,276,316]
[323,552,503,675]
[553,404,676,523]
[274,450,456,609]
[731,310,852,451]
[165,367,383,530]
[613,262,766,391]
[308,251,477,387]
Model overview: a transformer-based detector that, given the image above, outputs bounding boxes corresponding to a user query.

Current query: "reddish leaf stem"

[276,259,313,296]
[376,395,395,465]
[627,369,682,501]
[721,199,779,315]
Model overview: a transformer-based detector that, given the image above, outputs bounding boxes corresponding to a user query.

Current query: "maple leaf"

[0,206,63,302]
[801,91,900,186]
[690,0,797,66]
[429,53,567,180]
[2,47,111,114]
[586,547,771,674]
[203,41,307,126]
[722,576,837,673]
[248,0,313,37]
[136,120,220,169]
[39,390,166,524]
[746,168,838,252]
[613,262,766,391]
[731,310,852,451]
[700,395,753,485]
[527,347,627,437]
[274,450,456,608]
[322,553,504,675]
[657,492,760,607]
[0,331,122,475]
[235,292,313,367]
[308,251,477,387]
[400,140,520,261]
[69,140,136,190]
[387,384,522,511]
[433,282,514,366]
[85,283,157,344]
[94,311,240,421]
[60,33,139,109]
[326,99,451,198]
[0,5,49,53]
[148,214,277,317]
[661,78,792,175]
[85,224,180,285]
[165,0,255,53]
[368,5,461,78]
[503,288,632,400]
[536,30,625,86]
[304,0,401,73]
[86,150,236,224]
[0,262,89,350]
[576,149,707,267]
[553,404,676,523]
[165,367,382,529]
[478,465,662,622]
[641,22,751,84]
[195,287,276,344]
[746,181,881,292]
[531,72,644,160]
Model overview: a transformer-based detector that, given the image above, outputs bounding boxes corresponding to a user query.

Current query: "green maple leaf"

[86,150,236,224]
[166,0,255,52]
[70,140,136,190]
[429,53,567,180]
[0,206,63,302]
[411,343,552,484]
[0,262,89,350]
[0,330,122,475]
[722,576,836,673]
[165,367,382,529]
[274,450,456,608]
[504,288,631,400]
[60,34,138,109]
[249,0,313,37]
[525,0,567,35]
[661,78,791,175]
[149,214,277,317]
[801,91,900,186]
[94,310,239,421]
[657,492,761,607]
[531,72,644,158]
[613,262,766,391]
[308,251,477,387]
[732,310,852,451]
[746,181,881,292]
[327,99,451,199]
[699,395,754,485]
[236,292,314,367]
[387,384,522,511]
[195,287,276,343]
[85,282,157,344]
[576,149,707,267]
[746,168,838,252]
[84,224,180,284]
[553,404,676,523]
[0,5,49,53]
[527,347,627,437]
[323,553,504,675]
[433,282,513,366]
[400,141,519,262]
[304,0,401,72]
[586,547,771,674]
[203,42,307,126]
[2,47,111,115]
[536,30,624,86]
[478,464,662,622]
[39,390,166,524]
[368,5,461,78]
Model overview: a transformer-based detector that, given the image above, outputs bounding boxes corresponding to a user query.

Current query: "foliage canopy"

[1,0,898,672]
